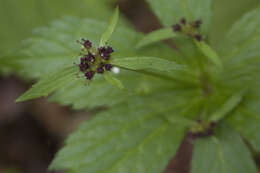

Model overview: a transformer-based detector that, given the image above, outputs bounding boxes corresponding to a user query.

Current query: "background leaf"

[191,124,258,173]
[0,0,115,55]
[146,0,213,35]
[136,28,176,48]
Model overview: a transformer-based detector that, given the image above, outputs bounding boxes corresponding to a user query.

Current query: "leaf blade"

[136,28,176,48]
[49,102,187,173]
[191,123,258,173]
[111,57,185,72]
[99,7,119,47]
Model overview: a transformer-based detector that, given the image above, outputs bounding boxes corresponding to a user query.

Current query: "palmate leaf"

[146,0,212,35]
[49,98,188,173]
[191,124,258,173]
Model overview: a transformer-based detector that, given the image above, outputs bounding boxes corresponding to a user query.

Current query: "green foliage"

[49,101,187,173]
[136,28,176,48]
[191,124,258,173]
[2,0,260,173]
[100,7,119,47]
[146,0,212,35]
[0,0,115,54]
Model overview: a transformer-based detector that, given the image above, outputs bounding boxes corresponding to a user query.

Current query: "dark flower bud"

[85,53,95,62]
[194,34,202,41]
[106,46,114,54]
[85,71,95,80]
[99,47,110,60]
[180,18,186,25]
[79,62,89,72]
[194,20,202,28]
[172,24,181,32]
[105,64,113,71]
[210,122,216,128]
[100,62,105,67]
[83,39,92,49]
[97,67,105,74]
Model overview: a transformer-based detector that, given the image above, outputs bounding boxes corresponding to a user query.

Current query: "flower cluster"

[187,121,216,139]
[172,18,202,41]
[76,39,114,80]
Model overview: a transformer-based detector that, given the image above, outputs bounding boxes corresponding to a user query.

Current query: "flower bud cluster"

[172,18,202,41]
[76,39,114,80]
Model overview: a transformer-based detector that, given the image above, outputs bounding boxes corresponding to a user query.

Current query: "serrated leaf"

[99,7,119,47]
[194,40,222,68]
[16,66,78,102]
[104,73,124,90]
[146,0,213,35]
[136,28,176,48]
[49,101,187,173]
[191,124,258,173]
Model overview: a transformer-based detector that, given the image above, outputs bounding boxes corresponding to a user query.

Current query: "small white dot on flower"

[112,67,120,74]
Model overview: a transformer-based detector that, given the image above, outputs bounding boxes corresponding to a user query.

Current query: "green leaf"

[191,124,258,173]
[0,17,179,79]
[227,89,260,152]
[111,57,185,73]
[99,7,119,47]
[194,40,222,68]
[136,28,176,48]
[104,73,124,90]
[49,101,187,173]
[209,89,246,122]
[0,0,114,54]
[222,7,260,63]
[9,16,183,108]
[220,7,260,86]
[210,0,260,48]
[16,66,78,102]
[146,0,213,35]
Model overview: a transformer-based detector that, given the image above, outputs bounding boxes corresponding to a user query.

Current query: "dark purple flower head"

[85,53,95,62]
[194,20,202,28]
[97,67,105,74]
[98,47,112,60]
[79,62,89,72]
[82,39,92,49]
[105,64,113,71]
[180,18,186,25]
[172,24,181,32]
[85,71,95,80]
[194,34,202,41]
[106,46,114,54]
